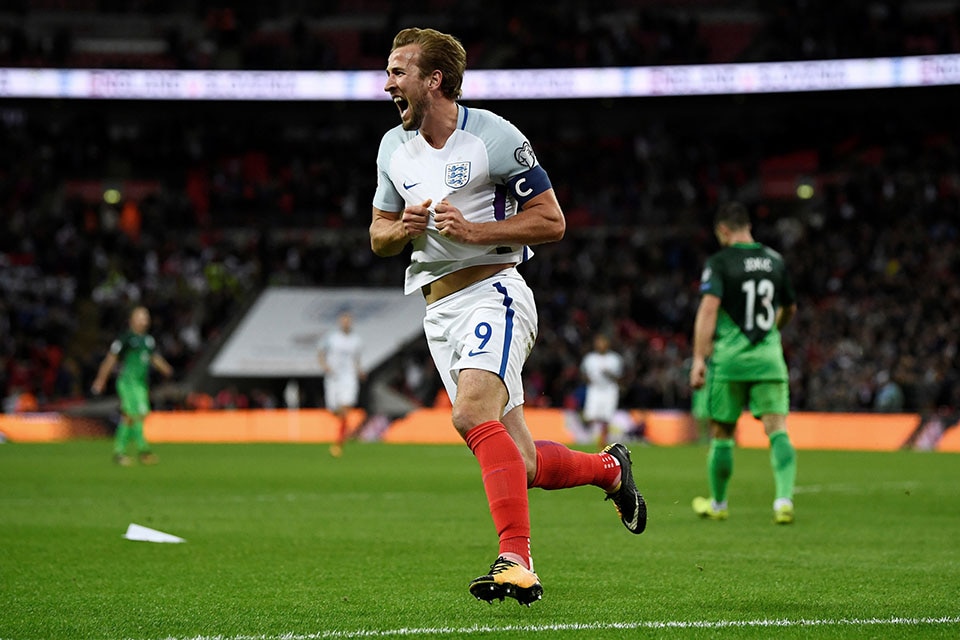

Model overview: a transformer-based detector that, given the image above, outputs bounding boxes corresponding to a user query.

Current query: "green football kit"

[700,241,795,423]
[110,331,156,457]
[697,241,797,513]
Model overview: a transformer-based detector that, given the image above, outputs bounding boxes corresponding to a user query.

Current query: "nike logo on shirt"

[403,182,420,189]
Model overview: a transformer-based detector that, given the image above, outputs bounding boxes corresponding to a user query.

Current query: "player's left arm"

[776,266,798,330]
[151,353,174,379]
[690,294,720,390]
[355,353,366,382]
[433,188,564,245]
[776,302,797,330]
[606,356,625,382]
[434,125,565,246]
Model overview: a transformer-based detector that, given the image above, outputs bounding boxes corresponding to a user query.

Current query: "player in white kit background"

[581,334,625,449]
[369,27,646,606]
[318,311,365,457]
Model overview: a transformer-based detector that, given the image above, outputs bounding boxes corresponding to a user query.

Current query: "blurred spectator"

[874,370,905,412]
[3,385,38,413]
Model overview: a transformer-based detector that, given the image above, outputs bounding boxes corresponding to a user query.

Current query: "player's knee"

[711,421,736,439]
[452,397,515,438]
[451,403,491,435]
[762,414,788,436]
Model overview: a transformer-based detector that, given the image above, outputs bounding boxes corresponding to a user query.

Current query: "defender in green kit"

[689,203,798,524]
[92,306,174,466]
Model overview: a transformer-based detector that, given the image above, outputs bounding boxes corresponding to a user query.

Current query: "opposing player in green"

[689,203,798,524]
[92,306,174,466]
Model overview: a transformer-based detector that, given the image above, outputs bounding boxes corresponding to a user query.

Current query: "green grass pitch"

[1,439,958,639]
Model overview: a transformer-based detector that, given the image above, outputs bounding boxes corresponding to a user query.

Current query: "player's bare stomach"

[421,263,513,304]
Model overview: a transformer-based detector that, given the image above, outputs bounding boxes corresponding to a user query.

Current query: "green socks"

[130,420,149,453]
[768,430,797,501]
[115,419,150,455]
[113,423,131,455]
[707,438,735,503]
[707,431,796,506]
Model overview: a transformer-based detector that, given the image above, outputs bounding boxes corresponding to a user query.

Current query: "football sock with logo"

[768,429,797,501]
[113,421,131,455]
[530,440,621,492]
[708,438,735,504]
[131,419,149,453]
[464,420,532,569]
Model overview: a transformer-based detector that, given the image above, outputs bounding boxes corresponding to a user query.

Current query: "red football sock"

[531,440,621,491]
[464,420,531,568]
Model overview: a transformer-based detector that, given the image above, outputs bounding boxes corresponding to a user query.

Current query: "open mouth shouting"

[393,96,423,131]
[393,94,422,131]
[393,95,410,119]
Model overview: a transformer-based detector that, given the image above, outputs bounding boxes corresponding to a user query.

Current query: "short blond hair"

[391,28,466,100]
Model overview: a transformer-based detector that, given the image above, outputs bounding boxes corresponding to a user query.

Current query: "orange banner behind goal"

[1,409,955,452]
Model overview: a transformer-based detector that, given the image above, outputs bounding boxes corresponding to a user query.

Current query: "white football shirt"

[319,330,362,384]
[373,104,551,294]
[581,350,624,422]
[582,351,624,394]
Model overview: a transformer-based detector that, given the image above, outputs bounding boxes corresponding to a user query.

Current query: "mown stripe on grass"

[147,615,960,639]
[794,481,920,495]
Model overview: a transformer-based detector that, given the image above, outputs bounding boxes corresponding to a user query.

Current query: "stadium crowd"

[1,3,958,417]
[0,0,958,71]
[2,83,958,418]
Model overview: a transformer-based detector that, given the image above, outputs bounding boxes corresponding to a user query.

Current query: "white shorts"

[423,267,537,416]
[583,386,619,422]
[324,377,359,412]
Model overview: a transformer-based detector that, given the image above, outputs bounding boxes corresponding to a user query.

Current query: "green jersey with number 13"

[699,242,796,382]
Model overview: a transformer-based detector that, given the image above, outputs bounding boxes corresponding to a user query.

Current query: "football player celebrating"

[370,27,646,606]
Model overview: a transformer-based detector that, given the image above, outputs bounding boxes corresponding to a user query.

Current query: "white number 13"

[742,279,775,331]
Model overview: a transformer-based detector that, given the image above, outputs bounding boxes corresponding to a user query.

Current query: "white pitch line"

[139,615,960,640]
[793,480,920,495]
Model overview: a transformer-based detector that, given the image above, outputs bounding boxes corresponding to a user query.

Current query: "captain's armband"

[506,166,552,207]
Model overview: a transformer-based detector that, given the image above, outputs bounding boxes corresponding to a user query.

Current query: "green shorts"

[691,386,710,420]
[117,378,151,419]
[707,377,789,425]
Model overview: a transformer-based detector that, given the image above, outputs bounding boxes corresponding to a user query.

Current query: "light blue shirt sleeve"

[373,130,405,212]
[470,109,552,204]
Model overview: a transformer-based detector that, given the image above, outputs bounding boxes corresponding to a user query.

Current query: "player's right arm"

[370,199,433,257]
[690,294,720,390]
[91,351,119,395]
[371,131,429,257]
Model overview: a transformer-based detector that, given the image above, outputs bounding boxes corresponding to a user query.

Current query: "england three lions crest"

[445,161,471,189]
